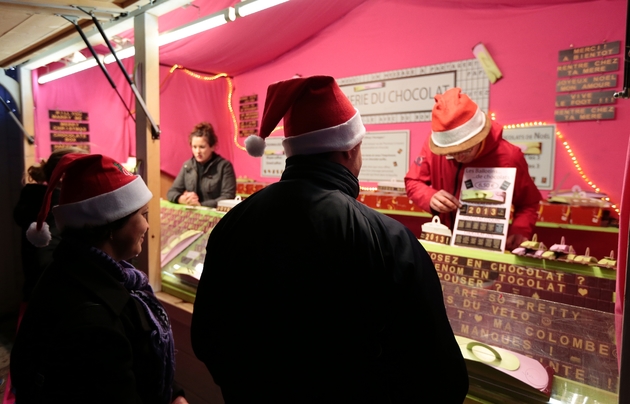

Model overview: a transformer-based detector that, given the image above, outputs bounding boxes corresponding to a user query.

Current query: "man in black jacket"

[191,75,468,403]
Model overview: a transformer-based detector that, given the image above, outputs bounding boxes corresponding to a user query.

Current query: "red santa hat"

[245,75,365,157]
[26,153,153,247]
[429,87,492,155]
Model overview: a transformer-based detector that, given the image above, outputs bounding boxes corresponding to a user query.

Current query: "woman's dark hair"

[27,147,87,184]
[188,122,218,147]
[60,209,135,246]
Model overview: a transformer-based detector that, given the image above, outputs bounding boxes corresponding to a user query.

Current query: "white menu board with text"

[451,167,516,253]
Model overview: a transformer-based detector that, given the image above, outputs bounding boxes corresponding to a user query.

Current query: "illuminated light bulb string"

[495,112,619,214]
[163,65,245,151]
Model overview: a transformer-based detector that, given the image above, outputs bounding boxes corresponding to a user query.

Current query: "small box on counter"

[570,206,615,226]
[236,177,270,196]
[358,191,420,212]
[537,202,570,224]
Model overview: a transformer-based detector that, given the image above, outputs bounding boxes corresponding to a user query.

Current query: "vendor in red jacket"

[405,87,542,250]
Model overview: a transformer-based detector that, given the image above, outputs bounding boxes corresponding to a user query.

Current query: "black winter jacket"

[191,155,468,403]
[166,154,236,208]
[10,240,177,404]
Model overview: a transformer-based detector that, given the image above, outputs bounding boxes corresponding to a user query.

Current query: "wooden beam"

[3,0,151,13]
[133,11,161,290]
[0,20,94,68]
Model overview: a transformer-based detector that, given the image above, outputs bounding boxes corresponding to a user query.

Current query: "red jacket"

[405,121,542,238]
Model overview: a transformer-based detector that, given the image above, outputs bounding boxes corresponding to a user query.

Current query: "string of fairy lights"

[159,69,618,214]
[162,65,245,151]
[497,112,618,214]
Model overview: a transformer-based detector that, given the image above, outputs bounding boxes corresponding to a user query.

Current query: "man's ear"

[344,143,361,159]
[341,149,353,161]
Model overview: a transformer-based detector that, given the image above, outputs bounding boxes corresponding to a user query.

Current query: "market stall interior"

[1,0,630,403]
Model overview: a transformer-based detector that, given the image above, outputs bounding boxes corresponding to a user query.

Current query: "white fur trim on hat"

[282,110,366,157]
[53,176,153,230]
[431,107,486,148]
[26,221,52,247]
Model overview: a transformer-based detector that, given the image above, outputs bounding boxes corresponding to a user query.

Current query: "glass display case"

[160,200,224,302]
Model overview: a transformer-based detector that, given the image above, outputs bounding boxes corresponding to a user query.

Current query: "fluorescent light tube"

[159,8,235,47]
[38,56,102,84]
[104,46,136,64]
[235,0,289,17]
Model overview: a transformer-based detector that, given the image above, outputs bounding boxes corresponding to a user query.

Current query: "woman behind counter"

[167,122,236,208]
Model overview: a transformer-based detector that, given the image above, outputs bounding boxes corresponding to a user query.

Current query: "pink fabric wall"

[32,62,233,177]
[32,59,136,163]
[232,0,629,209]
[158,66,234,177]
[32,0,628,205]
[28,0,630,369]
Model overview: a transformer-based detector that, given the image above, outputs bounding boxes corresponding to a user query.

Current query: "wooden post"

[19,67,36,179]
[134,12,161,291]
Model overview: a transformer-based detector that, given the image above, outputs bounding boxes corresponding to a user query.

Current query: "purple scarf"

[90,247,175,404]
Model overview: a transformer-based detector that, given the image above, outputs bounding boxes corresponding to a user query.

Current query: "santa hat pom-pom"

[26,222,52,247]
[245,135,266,157]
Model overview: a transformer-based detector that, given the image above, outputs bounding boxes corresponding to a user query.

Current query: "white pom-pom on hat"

[245,135,266,157]
[26,221,51,247]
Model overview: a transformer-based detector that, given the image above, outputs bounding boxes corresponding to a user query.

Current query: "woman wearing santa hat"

[10,153,187,404]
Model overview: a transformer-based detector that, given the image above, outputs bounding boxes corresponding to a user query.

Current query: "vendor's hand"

[172,396,189,404]
[429,190,462,213]
[506,234,527,251]
[178,191,200,206]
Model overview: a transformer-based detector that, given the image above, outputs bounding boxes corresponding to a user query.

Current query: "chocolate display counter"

[159,199,619,403]
[422,241,618,403]
[159,200,224,301]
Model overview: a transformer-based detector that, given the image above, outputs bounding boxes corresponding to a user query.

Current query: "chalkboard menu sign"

[555,90,616,107]
[48,109,91,153]
[558,41,620,62]
[50,132,90,142]
[554,106,615,122]
[556,74,617,92]
[554,40,620,122]
[48,110,88,121]
[557,57,619,77]
[239,94,258,137]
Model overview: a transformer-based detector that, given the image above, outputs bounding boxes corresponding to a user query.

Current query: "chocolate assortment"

[426,245,618,392]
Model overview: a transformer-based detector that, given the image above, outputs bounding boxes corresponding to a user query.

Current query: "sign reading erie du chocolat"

[431,250,618,392]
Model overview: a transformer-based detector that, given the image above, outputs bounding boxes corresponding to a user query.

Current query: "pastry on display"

[597,250,617,270]
[461,189,506,204]
[518,234,541,250]
[556,245,577,263]
[512,234,541,256]
[550,236,571,254]
[573,247,598,265]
